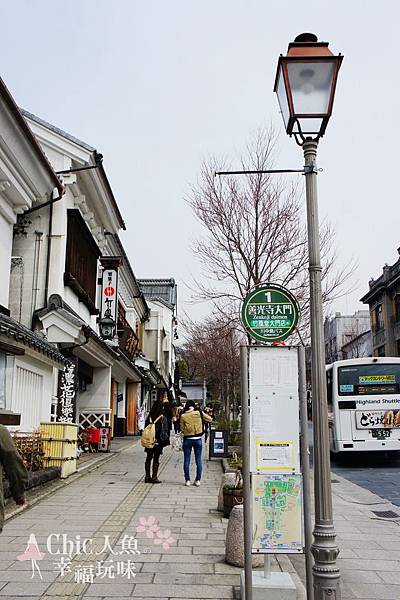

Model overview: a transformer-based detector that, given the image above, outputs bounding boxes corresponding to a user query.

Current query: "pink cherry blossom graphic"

[135,517,175,550]
[153,528,176,550]
[136,515,160,539]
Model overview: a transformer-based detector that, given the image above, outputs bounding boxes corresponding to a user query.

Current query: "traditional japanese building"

[9,110,145,435]
[0,78,67,429]
[137,279,178,406]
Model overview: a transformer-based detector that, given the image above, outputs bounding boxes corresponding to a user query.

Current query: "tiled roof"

[138,279,177,307]
[0,313,67,364]
[21,109,126,231]
[20,109,95,152]
[0,81,63,195]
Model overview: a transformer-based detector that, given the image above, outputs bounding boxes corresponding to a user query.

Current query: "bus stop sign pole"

[240,345,253,600]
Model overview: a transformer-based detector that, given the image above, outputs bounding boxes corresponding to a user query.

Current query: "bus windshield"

[338,364,400,396]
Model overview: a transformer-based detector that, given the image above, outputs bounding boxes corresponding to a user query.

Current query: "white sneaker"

[185,480,191,486]
[194,480,201,487]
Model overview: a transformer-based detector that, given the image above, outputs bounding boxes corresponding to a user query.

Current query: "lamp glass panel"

[287,61,335,115]
[276,66,290,128]
[297,117,324,135]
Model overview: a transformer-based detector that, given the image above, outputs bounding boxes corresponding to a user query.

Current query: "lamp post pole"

[303,138,341,599]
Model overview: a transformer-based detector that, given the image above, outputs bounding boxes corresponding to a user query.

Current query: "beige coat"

[180,409,212,438]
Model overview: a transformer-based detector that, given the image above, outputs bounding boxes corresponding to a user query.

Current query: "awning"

[36,294,120,368]
[112,348,142,383]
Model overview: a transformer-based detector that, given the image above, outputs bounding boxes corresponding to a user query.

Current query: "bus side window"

[326,370,333,411]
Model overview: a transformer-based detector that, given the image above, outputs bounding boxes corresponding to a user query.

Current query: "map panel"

[252,474,303,554]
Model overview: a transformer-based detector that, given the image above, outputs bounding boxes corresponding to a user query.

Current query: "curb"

[4,442,134,523]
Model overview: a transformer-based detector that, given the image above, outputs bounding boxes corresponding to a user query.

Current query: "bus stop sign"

[241,283,299,343]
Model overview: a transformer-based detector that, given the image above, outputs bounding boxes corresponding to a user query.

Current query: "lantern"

[274,33,343,139]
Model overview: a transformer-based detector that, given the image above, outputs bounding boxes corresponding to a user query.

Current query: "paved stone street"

[309,422,400,507]
[289,469,400,600]
[2,437,400,599]
[0,439,302,599]
[331,452,400,507]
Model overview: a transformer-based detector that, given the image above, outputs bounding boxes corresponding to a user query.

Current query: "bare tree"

[181,315,241,421]
[187,127,353,338]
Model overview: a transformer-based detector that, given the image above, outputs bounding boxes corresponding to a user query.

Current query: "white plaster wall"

[142,302,175,383]
[47,194,67,300]
[0,213,13,309]
[142,330,158,364]
[9,353,54,430]
[116,382,126,418]
[78,366,111,411]
[125,307,139,330]
[9,207,50,326]
[63,286,92,324]
[0,353,6,409]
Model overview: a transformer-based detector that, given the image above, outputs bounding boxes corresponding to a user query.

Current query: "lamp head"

[99,310,116,340]
[274,33,343,140]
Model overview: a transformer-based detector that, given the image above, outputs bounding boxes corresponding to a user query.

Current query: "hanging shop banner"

[100,257,122,324]
[241,283,299,343]
[248,346,300,474]
[252,473,303,554]
[57,360,78,423]
[101,268,118,322]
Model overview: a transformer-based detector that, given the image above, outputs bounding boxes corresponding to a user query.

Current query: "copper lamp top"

[287,33,334,57]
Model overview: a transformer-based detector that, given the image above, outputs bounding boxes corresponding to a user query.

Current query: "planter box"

[4,467,60,499]
[223,487,243,518]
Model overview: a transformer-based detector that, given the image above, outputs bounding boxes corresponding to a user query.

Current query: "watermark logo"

[17,533,45,579]
[17,516,175,581]
[136,515,176,550]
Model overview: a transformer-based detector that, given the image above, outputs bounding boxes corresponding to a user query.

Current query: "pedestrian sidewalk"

[4,436,135,523]
[290,471,400,600]
[75,437,136,472]
[0,439,303,599]
[2,436,397,599]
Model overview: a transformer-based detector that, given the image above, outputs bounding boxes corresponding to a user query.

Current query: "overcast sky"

[2,1,398,324]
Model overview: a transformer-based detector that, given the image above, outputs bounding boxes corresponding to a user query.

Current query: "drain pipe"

[44,200,54,308]
[30,230,43,315]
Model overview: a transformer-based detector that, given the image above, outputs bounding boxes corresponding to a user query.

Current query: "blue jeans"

[183,437,203,482]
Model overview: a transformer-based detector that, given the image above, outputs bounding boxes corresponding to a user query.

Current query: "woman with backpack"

[180,400,212,487]
[142,400,170,484]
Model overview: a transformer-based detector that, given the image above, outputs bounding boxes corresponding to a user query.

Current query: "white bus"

[326,357,400,453]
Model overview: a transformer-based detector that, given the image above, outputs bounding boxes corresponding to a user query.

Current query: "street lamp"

[274,32,343,141]
[275,33,343,599]
[98,309,117,340]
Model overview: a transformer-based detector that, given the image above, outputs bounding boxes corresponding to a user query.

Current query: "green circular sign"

[241,283,299,343]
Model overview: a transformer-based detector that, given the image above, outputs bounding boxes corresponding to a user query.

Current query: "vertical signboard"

[248,345,303,554]
[101,267,118,323]
[249,346,300,473]
[57,359,78,423]
[209,429,229,459]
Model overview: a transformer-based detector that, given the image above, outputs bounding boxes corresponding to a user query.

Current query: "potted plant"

[223,468,243,518]
[227,451,242,471]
